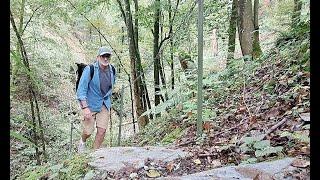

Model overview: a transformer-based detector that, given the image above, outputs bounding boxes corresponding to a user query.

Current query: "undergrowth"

[18,154,91,180]
[125,21,309,157]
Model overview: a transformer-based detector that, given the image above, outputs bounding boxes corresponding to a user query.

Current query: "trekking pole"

[69,101,73,158]
[109,108,113,147]
[117,85,124,146]
[69,120,73,158]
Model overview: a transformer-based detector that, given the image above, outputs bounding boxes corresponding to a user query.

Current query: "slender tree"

[252,0,262,58]
[227,0,238,64]
[169,0,174,90]
[11,10,43,165]
[159,12,168,101]
[168,0,180,90]
[133,0,153,120]
[197,0,204,137]
[238,0,254,58]
[153,0,161,109]
[117,0,149,128]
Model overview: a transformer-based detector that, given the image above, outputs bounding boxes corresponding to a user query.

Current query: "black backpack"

[75,63,116,91]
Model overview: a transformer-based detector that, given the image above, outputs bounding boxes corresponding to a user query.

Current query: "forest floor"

[108,27,310,179]
[86,34,310,179]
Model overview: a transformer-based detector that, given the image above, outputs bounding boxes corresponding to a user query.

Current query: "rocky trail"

[87,146,309,179]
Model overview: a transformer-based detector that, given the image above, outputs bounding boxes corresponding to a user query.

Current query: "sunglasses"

[101,54,111,58]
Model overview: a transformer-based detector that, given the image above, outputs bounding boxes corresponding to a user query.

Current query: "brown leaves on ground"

[291,158,310,168]
[170,54,310,178]
[108,45,309,179]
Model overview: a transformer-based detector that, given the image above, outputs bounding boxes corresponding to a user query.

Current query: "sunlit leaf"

[193,159,201,165]
[146,169,161,178]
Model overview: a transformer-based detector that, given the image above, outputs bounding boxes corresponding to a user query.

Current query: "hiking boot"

[78,139,86,153]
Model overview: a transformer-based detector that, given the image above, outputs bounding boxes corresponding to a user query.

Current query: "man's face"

[98,54,111,67]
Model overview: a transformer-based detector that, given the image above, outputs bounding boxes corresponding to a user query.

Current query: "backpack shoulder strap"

[89,64,94,80]
[110,64,116,76]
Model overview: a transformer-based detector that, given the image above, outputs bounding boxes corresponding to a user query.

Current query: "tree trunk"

[159,12,168,101]
[132,0,144,112]
[33,91,47,161]
[292,0,302,27]
[168,0,177,90]
[238,0,254,58]
[11,10,41,165]
[227,0,238,64]
[28,90,41,165]
[133,0,152,120]
[159,52,168,101]
[170,36,174,90]
[12,0,26,82]
[123,0,149,128]
[252,0,262,59]
[197,0,204,137]
[153,0,161,109]
[128,77,136,133]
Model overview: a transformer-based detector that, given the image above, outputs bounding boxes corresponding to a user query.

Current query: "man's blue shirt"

[77,61,116,112]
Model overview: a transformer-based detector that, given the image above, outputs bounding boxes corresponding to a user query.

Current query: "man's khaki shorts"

[82,105,110,135]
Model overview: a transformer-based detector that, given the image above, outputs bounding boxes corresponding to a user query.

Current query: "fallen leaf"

[301,146,310,154]
[193,159,201,165]
[291,159,310,168]
[265,108,280,119]
[207,156,212,164]
[166,162,175,172]
[146,169,161,178]
[299,113,310,122]
[211,160,221,168]
[250,115,257,124]
[129,172,138,179]
[203,121,213,131]
[284,110,292,115]
[238,106,246,113]
[174,162,181,171]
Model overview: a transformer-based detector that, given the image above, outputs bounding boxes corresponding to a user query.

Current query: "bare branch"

[21,5,42,35]
[116,0,127,26]
[65,0,129,76]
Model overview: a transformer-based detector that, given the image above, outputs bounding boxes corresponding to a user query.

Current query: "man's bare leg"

[93,127,106,149]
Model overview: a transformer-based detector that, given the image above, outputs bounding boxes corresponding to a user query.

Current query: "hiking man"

[77,46,116,153]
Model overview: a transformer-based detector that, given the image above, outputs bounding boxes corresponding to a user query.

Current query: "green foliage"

[255,146,283,157]
[240,157,258,164]
[10,130,36,148]
[280,131,309,143]
[203,108,216,120]
[19,154,91,179]
[161,127,184,145]
[240,136,283,159]
[18,165,48,180]
[182,101,197,113]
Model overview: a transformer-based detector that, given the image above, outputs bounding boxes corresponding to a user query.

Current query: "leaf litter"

[101,42,309,180]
